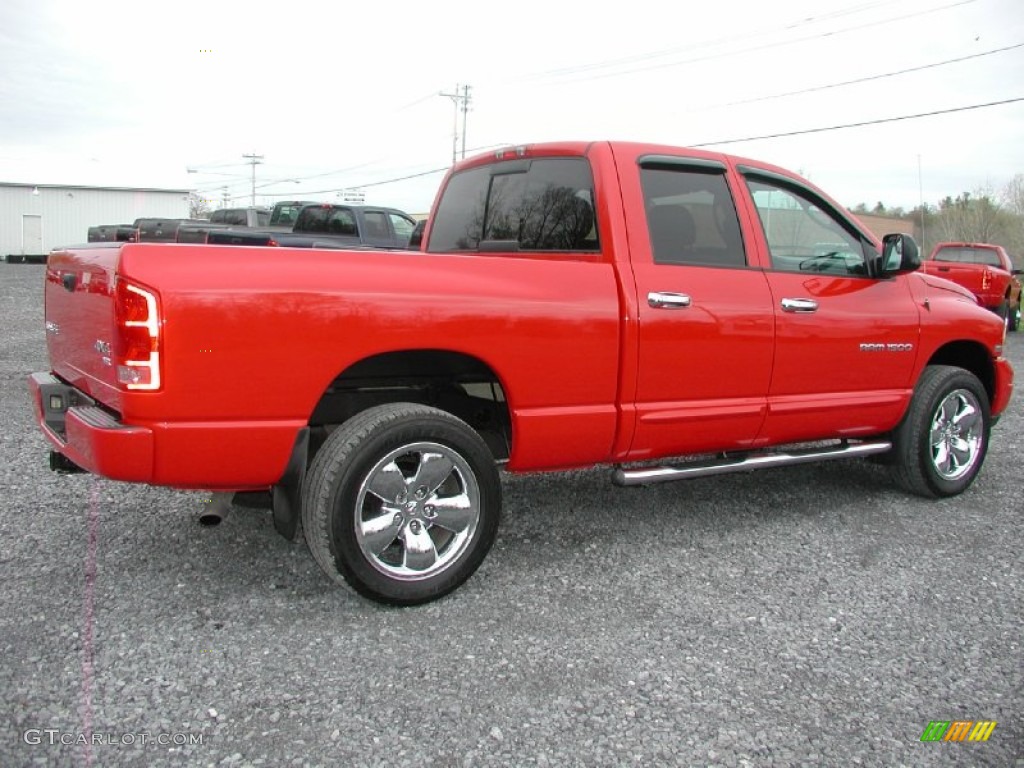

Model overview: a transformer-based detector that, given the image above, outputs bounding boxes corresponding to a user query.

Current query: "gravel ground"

[0,262,1021,768]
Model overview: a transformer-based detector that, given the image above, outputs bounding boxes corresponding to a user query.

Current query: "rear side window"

[428,157,599,253]
[300,207,357,235]
[389,213,415,240]
[363,212,388,238]
[640,165,746,267]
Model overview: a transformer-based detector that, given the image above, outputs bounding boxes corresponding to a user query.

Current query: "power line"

[256,143,512,199]
[715,42,1024,108]
[258,166,450,198]
[692,96,1024,147]
[522,0,975,85]
[523,0,893,80]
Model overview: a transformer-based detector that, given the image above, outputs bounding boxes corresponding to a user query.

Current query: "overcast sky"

[1,0,1022,214]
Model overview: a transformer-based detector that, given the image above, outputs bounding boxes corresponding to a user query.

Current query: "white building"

[0,182,190,258]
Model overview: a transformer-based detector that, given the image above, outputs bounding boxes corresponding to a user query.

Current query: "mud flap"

[272,427,309,541]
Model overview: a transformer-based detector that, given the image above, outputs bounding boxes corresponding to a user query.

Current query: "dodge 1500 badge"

[30,141,1014,605]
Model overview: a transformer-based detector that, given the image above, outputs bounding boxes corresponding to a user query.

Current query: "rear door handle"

[648,291,691,309]
[780,298,818,313]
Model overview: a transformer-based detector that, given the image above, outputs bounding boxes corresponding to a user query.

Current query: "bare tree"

[1000,175,1024,263]
[936,187,1010,244]
[189,191,212,220]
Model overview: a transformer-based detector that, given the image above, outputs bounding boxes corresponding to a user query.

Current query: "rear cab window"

[932,245,1002,266]
[428,157,599,254]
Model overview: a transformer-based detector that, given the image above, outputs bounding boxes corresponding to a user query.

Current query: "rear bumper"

[29,372,154,482]
[29,372,303,489]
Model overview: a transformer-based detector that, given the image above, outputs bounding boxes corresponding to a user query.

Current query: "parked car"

[29,140,1014,606]
[87,225,136,243]
[209,207,270,227]
[133,218,209,242]
[206,204,417,249]
[920,241,1023,331]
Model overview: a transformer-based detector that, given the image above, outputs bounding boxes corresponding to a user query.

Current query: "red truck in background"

[29,141,1014,605]
[921,242,1023,331]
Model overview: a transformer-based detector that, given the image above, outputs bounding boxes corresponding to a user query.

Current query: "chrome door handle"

[648,291,691,309]
[780,298,818,313]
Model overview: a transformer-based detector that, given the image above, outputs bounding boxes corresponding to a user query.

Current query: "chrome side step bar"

[612,440,892,487]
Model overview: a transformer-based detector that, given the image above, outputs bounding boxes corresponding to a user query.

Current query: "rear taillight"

[114,279,161,391]
[982,269,992,290]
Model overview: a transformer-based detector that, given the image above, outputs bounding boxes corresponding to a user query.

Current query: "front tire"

[302,404,501,605]
[889,366,990,498]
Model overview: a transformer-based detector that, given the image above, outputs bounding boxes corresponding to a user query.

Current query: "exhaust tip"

[198,492,233,527]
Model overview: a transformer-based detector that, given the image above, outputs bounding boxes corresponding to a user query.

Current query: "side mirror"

[879,233,921,276]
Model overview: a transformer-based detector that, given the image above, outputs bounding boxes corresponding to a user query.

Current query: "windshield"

[270,203,312,227]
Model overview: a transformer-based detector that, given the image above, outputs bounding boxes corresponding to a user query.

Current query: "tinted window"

[640,166,745,267]
[932,246,1002,267]
[746,179,870,276]
[328,208,358,236]
[363,212,389,239]
[299,207,357,236]
[428,157,599,253]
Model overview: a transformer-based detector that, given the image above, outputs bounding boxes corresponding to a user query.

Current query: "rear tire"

[1008,301,1020,332]
[995,300,1010,330]
[302,403,501,606]
[889,366,990,498]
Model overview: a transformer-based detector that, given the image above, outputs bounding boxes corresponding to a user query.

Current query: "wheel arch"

[307,349,513,464]
[923,340,996,405]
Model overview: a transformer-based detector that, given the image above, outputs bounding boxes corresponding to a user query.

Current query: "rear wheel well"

[307,350,511,465]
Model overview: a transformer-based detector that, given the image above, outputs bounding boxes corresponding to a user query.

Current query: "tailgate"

[923,262,986,295]
[45,244,124,409]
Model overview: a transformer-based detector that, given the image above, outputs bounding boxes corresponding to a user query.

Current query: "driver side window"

[747,179,870,277]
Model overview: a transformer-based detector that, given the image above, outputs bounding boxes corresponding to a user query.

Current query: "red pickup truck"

[921,241,1023,331]
[29,141,1014,605]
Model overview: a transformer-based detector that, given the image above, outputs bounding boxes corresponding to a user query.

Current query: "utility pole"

[440,85,472,164]
[242,152,264,206]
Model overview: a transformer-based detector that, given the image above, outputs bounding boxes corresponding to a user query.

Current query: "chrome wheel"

[355,441,481,581]
[929,388,983,481]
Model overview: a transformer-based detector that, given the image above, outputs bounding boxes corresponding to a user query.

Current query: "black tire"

[994,300,1009,329]
[302,403,501,606]
[889,365,990,498]
[1008,301,1020,332]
